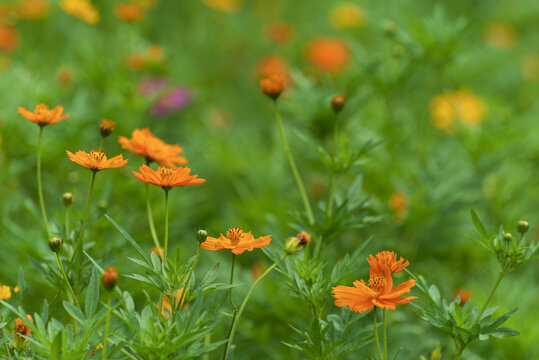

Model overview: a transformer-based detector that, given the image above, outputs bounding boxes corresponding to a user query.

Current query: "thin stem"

[383,309,387,360]
[98,138,104,151]
[64,207,70,243]
[225,262,278,360]
[222,254,238,360]
[55,253,80,309]
[102,293,112,360]
[475,270,505,322]
[373,308,382,360]
[273,101,315,225]
[327,113,340,216]
[145,184,162,255]
[163,189,170,265]
[0,312,13,360]
[37,126,51,239]
[178,244,200,311]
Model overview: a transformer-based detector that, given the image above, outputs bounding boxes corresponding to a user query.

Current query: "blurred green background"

[1,0,538,358]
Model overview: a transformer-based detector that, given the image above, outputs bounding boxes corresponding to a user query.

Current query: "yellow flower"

[60,0,99,24]
[202,0,241,13]
[429,89,487,133]
[329,4,365,29]
[484,22,517,50]
[0,285,12,300]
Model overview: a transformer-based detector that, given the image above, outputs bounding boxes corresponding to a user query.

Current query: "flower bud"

[284,231,312,254]
[503,232,514,242]
[13,315,33,351]
[196,229,208,244]
[102,267,118,291]
[330,94,346,113]
[62,192,73,207]
[49,237,62,253]
[98,199,108,212]
[150,247,164,259]
[99,119,116,138]
[296,231,311,245]
[384,22,396,37]
[260,74,285,100]
[517,220,529,234]
[491,236,501,251]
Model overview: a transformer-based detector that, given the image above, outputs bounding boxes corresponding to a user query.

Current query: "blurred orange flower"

[307,37,350,73]
[160,288,187,319]
[329,4,365,29]
[260,74,285,99]
[133,164,205,189]
[484,22,517,50]
[114,3,144,22]
[333,252,416,313]
[13,314,33,349]
[57,66,74,86]
[201,227,272,255]
[522,55,539,83]
[265,22,293,44]
[18,104,69,126]
[119,128,188,167]
[60,0,99,24]
[389,191,408,223]
[430,89,487,133]
[256,54,290,80]
[0,284,11,300]
[0,25,18,52]
[454,288,472,306]
[66,150,128,171]
[18,0,49,19]
[202,0,242,13]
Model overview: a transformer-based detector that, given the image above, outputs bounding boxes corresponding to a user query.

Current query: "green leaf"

[63,301,85,324]
[17,266,27,294]
[470,209,487,237]
[50,331,63,360]
[105,214,147,260]
[85,269,99,318]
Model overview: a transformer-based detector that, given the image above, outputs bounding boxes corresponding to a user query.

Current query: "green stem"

[37,126,51,239]
[55,253,80,309]
[66,171,97,283]
[146,184,162,255]
[327,113,340,216]
[273,102,315,225]
[475,270,505,322]
[373,308,382,360]
[178,244,200,311]
[0,312,13,360]
[225,262,278,360]
[383,309,387,360]
[222,254,238,360]
[64,207,70,243]
[98,138,104,151]
[102,293,112,360]
[163,189,170,265]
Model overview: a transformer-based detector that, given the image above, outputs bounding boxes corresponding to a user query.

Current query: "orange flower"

[0,25,18,52]
[160,288,187,319]
[201,227,271,255]
[57,66,74,86]
[18,0,50,19]
[66,150,128,171]
[307,37,350,73]
[18,104,69,126]
[367,251,409,274]
[0,284,11,300]
[265,22,293,44]
[256,55,290,81]
[118,128,187,167]
[133,164,205,190]
[389,191,408,223]
[332,252,416,313]
[60,0,99,24]
[150,246,164,259]
[114,3,144,22]
[454,288,472,306]
[13,314,33,350]
[260,74,285,99]
[99,119,116,137]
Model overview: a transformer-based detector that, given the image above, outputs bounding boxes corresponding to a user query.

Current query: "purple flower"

[151,87,192,117]
[138,77,168,97]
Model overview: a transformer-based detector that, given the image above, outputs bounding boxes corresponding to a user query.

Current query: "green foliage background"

[0,0,538,359]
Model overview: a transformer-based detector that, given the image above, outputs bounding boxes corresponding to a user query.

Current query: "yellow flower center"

[227,227,243,246]
[160,167,175,178]
[369,273,386,293]
[90,150,105,161]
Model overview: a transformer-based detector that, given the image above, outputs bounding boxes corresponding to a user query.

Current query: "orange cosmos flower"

[99,119,115,137]
[160,288,187,319]
[133,164,205,190]
[114,3,144,22]
[18,104,69,126]
[13,314,33,351]
[201,227,271,255]
[0,25,19,52]
[332,252,416,313]
[66,149,128,171]
[0,284,11,300]
[256,55,290,84]
[307,37,350,73]
[454,288,472,306]
[389,191,408,223]
[119,128,187,167]
[18,0,50,19]
[60,0,99,24]
[265,22,293,45]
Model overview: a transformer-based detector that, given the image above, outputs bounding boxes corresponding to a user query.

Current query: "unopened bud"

[49,237,62,253]
[260,74,285,100]
[196,229,208,243]
[296,231,311,245]
[284,231,311,254]
[330,94,346,113]
[99,119,116,138]
[517,220,529,234]
[503,232,514,242]
[98,200,108,212]
[150,247,164,259]
[62,192,73,207]
[102,267,118,291]
[384,22,396,37]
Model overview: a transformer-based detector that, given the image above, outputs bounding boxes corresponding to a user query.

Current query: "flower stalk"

[373,308,382,360]
[273,102,315,225]
[223,254,238,360]
[55,253,80,310]
[145,184,162,254]
[475,269,505,323]
[37,126,51,238]
[383,309,388,360]
[102,292,113,360]
[163,189,170,264]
